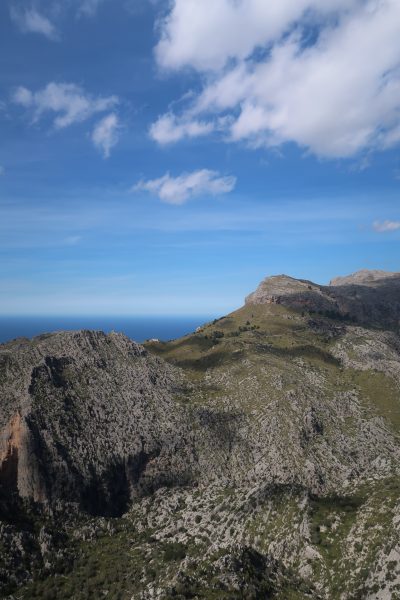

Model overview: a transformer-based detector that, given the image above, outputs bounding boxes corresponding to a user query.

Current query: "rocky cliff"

[0,330,196,516]
[1,270,400,599]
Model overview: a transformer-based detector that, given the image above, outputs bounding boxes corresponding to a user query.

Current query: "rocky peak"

[245,274,321,305]
[329,269,400,287]
[246,269,400,329]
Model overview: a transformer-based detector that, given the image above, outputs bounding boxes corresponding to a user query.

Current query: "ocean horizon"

[0,316,213,345]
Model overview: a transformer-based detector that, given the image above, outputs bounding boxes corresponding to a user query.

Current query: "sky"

[1,0,400,316]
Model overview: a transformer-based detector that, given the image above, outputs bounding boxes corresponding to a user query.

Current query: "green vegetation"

[309,309,358,323]
[309,493,365,548]
[351,369,400,431]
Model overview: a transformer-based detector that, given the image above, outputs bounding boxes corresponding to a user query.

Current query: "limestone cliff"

[0,330,195,516]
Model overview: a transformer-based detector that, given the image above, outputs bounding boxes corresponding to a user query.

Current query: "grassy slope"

[147,302,400,432]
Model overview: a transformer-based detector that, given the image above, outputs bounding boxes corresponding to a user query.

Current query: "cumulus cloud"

[133,169,236,204]
[91,113,119,158]
[10,7,59,41]
[152,0,400,159]
[373,220,400,233]
[156,0,359,72]
[13,82,118,129]
[149,113,213,145]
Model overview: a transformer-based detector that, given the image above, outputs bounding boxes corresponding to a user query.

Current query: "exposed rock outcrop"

[0,331,195,516]
[329,269,399,286]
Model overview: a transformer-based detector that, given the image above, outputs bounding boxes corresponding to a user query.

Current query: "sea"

[0,316,212,345]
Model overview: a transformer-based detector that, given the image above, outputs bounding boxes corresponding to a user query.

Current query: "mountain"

[0,331,197,515]
[246,270,400,329]
[1,270,400,599]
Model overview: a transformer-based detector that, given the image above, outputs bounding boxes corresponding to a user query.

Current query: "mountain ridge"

[245,269,400,330]
[329,269,399,286]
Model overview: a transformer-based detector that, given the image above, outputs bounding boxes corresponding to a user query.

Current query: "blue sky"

[1,0,400,315]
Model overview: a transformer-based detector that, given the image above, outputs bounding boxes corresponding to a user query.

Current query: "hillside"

[1,271,400,599]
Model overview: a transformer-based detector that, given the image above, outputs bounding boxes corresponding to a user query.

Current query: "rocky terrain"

[0,270,400,599]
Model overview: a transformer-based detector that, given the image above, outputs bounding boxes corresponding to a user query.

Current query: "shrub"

[163,542,187,562]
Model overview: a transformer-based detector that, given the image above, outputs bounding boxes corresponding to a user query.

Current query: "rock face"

[245,274,327,309]
[246,270,400,329]
[0,331,194,516]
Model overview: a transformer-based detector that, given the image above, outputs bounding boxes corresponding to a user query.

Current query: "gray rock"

[0,330,195,516]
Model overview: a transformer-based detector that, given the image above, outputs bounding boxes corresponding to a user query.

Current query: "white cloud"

[373,220,400,233]
[133,169,236,204]
[91,113,119,158]
[149,113,213,145]
[10,7,59,41]
[156,0,359,72]
[13,82,118,129]
[13,86,33,107]
[153,0,400,159]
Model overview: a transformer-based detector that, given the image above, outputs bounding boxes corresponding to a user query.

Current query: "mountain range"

[1,270,400,599]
